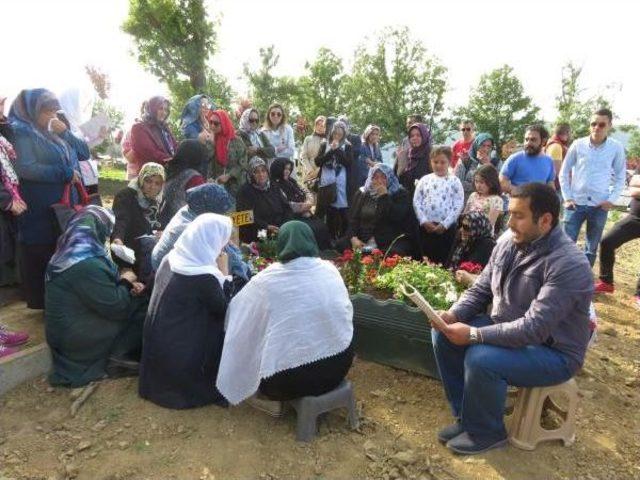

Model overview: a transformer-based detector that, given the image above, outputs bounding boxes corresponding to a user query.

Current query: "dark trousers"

[432,315,573,440]
[259,343,354,401]
[599,214,640,286]
[19,243,56,310]
[326,207,349,241]
[420,225,457,265]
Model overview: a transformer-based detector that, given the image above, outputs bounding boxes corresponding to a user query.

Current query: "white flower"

[257,229,267,240]
[445,288,458,303]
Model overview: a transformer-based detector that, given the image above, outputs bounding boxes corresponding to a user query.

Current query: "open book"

[399,283,449,331]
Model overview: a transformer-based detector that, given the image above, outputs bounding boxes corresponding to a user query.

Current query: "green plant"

[374,261,461,310]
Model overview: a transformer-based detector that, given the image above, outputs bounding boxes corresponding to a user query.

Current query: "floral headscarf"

[186,183,233,216]
[46,205,116,281]
[449,211,494,270]
[407,123,431,172]
[0,135,19,186]
[239,108,259,133]
[248,157,270,191]
[362,124,380,145]
[129,162,165,230]
[206,109,236,167]
[362,163,401,197]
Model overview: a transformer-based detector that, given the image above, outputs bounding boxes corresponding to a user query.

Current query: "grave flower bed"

[334,249,464,378]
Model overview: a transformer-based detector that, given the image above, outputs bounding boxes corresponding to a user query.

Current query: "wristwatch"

[469,327,479,344]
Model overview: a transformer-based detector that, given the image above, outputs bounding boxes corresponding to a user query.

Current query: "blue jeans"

[432,315,572,440]
[563,205,609,266]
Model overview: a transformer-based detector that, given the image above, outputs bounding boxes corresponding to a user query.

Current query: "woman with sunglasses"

[261,103,295,163]
[237,108,275,164]
[206,109,248,199]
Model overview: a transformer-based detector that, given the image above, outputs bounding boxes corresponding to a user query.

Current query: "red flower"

[342,249,354,261]
[383,257,399,268]
[459,261,483,274]
[371,249,383,257]
[361,256,374,265]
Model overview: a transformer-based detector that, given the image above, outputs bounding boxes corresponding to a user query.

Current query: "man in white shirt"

[559,108,627,266]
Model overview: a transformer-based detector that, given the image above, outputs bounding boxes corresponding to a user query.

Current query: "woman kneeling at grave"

[216,221,354,415]
[45,206,148,387]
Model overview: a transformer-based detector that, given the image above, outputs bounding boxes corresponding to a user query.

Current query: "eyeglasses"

[249,118,259,124]
[210,120,221,126]
[590,121,607,129]
[460,127,472,132]
[270,111,283,117]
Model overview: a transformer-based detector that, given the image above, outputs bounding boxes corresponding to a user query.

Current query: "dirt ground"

[1,220,639,480]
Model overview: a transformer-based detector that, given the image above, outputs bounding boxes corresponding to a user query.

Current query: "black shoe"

[105,357,140,379]
[446,431,508,455]
[437,422,464,443]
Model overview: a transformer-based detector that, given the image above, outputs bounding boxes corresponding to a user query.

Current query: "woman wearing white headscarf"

[216,221,354,411]
[139,213,236,409]
[236,108,275,164]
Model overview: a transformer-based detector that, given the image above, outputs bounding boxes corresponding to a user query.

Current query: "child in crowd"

[463,164,504,228]
[413,146,464,264]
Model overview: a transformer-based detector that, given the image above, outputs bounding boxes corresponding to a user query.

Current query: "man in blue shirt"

[559,108,626,266]
[499,125,555,194]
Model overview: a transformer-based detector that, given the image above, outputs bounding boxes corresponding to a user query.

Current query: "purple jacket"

[451,226,593,374]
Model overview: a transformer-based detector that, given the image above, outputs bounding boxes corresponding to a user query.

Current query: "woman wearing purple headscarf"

[397,123,432,196]
[129,96,177,176]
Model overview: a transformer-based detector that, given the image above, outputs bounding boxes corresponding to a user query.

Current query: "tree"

[295,48,346,124]
[122,0,233,126]
[554,62,615,138]
[342,27,447,142]
[243,45,299,116]
[453,65,540,150]
[626,127,640,160]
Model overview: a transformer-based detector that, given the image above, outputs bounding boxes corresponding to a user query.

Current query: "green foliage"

[123,0,235,130]
[342,27,448,142]
[295,48,347,124]
[243,45,300,117]
[627,127,640,159]
[554,62,615,139]
[452,65,540,150]
[374,261,461,310]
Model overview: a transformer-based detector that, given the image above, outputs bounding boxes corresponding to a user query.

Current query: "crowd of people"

[0,87,638,455]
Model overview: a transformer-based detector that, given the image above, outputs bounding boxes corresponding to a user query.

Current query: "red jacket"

[130,121,177,173]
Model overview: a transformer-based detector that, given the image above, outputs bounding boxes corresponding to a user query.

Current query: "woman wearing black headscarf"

[236,157,293,243]
[158,139,209,226]
[270,157,331,250]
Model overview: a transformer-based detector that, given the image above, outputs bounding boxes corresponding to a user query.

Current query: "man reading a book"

[431,183,593,455]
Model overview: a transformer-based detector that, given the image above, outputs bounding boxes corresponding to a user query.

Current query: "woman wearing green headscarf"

[217,221,354,413]
[453,133,502,201]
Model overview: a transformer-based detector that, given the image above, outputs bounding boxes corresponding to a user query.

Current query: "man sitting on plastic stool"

[431,183,593,455]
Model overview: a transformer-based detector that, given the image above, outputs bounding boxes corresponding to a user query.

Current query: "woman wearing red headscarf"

[130,96,178,176]
[206,109,247,198]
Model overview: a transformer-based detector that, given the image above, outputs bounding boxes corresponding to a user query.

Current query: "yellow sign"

[230,210,254,227]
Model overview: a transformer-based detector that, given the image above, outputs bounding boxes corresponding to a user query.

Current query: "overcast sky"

[3,0,638,127]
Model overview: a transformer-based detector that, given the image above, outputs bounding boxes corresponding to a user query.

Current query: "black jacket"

[346,188,415,251]
[315,140,357,202]
[236,183,293,243]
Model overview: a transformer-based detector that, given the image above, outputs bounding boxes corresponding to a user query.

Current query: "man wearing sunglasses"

[559,108,626,266]
[452,120,475,169]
